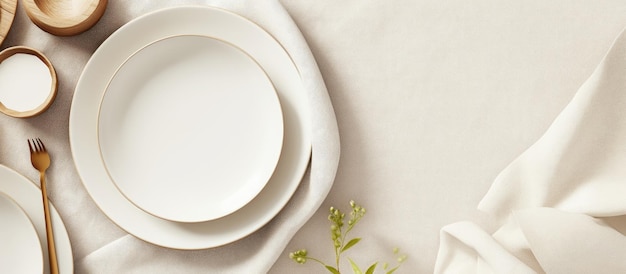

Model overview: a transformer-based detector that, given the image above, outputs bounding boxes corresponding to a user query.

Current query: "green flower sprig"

[289,200,407,274]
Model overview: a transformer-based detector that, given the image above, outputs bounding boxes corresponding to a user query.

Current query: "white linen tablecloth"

[2,0,626,273]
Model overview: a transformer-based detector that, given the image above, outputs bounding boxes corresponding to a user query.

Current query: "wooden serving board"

[0,0,17,46]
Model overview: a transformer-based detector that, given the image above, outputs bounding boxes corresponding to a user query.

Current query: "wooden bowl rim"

[0,0,19,45]
[21,0,107,36]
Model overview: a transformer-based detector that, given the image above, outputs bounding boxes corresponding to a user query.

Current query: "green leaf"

[365,262,378,274]
[386,265,400,274]
[325,266,340,274]
[349,258,362,274]
[341,237,362,253]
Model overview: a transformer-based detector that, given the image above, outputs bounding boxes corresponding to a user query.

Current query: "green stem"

[335,226,343,271]
[335,239,341,271]
[336,221,358,272]
[306,256,328,267]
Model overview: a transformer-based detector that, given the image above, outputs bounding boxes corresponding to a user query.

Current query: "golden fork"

[28,138,58,274]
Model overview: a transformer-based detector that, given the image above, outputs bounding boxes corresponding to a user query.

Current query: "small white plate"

[0,191,43,273]
[0,165,73,273]
[98,35,283,223]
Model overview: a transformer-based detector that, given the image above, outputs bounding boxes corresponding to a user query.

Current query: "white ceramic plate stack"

[70,6,311,249]
[0,165,74,273]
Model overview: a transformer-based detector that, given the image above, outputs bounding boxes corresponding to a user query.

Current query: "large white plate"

[99,35,284,223]
[70,6,311,249]
[0,165,73,273]
[0,191,43,273]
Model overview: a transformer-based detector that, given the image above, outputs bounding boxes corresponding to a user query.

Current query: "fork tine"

[28,139,34,153]
[33,139,40,152]
[36,138,46,152]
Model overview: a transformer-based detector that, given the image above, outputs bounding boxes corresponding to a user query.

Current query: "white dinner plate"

[0,165,74,273]
[0,191,43,273]
[99,35,284,223]
[70,6,311,249]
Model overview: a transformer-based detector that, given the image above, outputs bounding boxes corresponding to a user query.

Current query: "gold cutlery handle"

[40,172,58,274]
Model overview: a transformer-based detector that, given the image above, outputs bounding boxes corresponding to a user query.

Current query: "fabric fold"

[514,208,626,274]
[434,222,536,274]
[436,26,626,273]
[478,27,626,220]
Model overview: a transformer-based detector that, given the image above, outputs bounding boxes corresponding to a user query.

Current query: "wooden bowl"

[21,0,107,36]
[0,0,18,45]
[0,46,57,118]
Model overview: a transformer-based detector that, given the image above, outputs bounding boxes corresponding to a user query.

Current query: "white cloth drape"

[435,27,626,274]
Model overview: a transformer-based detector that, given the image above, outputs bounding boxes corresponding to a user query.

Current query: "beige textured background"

[273,0,626,272]
[1,0,626,272]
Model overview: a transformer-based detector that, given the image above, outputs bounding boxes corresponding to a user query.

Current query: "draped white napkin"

[435,27,626,273]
